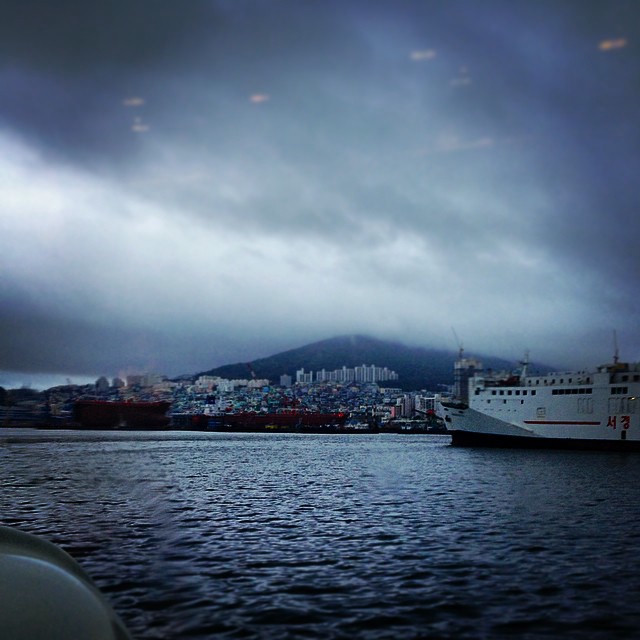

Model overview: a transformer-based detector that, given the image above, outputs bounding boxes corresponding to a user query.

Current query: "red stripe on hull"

[523,420,601,425]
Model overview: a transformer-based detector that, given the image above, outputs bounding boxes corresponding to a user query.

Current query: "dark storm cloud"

[0,1,216,70]
[0,0,222,160]
[0,0,358,161]
[2,0,640,380]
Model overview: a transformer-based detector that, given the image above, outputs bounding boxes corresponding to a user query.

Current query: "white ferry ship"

[440,351,640,450]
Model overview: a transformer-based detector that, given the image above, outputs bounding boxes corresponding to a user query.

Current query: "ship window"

[586,388,592,394]
[508,390,512,396]
[622,375,628,382]
[560,379,564,383]
[569,378,573,383]
[532,390,536,396]
[523,390,527,395]
[503,400,507,404]
[634,375,640,382]
[516,390,520,395]
[491,390,496,395]
[552,390,557,395]
[612,386,629,395]
[499,390,504,395]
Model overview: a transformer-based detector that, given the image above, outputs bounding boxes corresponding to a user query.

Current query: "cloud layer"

[2,1,640,383]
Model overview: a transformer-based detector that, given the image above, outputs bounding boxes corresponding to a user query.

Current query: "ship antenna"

[613,330,619,365]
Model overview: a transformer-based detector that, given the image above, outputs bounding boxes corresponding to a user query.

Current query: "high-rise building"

[296,368,313,384]
[454,357,482,404]
[297,364,397,385]
[280,374,292,388]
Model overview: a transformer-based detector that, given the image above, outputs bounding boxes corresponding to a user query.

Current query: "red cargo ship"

[223,411,347,429]
[182,410,349,432]
[73,400,171,429]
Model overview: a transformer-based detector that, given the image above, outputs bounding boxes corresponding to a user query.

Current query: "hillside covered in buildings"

[196,334,517,391]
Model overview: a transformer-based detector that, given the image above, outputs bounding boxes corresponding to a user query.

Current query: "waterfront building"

[415,394,441,414]
[142,373,166,387]
[125,373,166,388]
[395,394,414,418]
[95,376,110,394]
[126,374,144,387]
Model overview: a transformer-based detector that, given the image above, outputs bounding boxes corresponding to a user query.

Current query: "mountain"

[195,335,535,391]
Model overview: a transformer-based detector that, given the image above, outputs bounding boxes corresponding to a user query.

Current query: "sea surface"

[1,430,640,639]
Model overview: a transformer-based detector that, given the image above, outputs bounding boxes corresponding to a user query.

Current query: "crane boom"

[451,327,464,359]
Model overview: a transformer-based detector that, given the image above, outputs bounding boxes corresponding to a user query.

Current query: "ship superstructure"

[440,352,640,450]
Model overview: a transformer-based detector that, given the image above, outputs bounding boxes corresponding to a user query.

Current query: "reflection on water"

[1,430,640,639]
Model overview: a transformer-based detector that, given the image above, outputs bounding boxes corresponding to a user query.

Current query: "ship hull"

[440,364,640,451]
[73,401,171,429]
[450,429,640,451]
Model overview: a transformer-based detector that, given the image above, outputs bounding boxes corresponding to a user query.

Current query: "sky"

[1,0,639,388]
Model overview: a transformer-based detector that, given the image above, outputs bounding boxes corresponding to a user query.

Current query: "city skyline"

[2,1,640,387]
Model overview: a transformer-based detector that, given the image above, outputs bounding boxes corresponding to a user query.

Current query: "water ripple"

[2,431,640,638]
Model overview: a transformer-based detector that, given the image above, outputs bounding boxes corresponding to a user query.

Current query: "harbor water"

[1,430,640,639]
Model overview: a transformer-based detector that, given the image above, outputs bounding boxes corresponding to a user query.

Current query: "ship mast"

[613,330,619,365]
